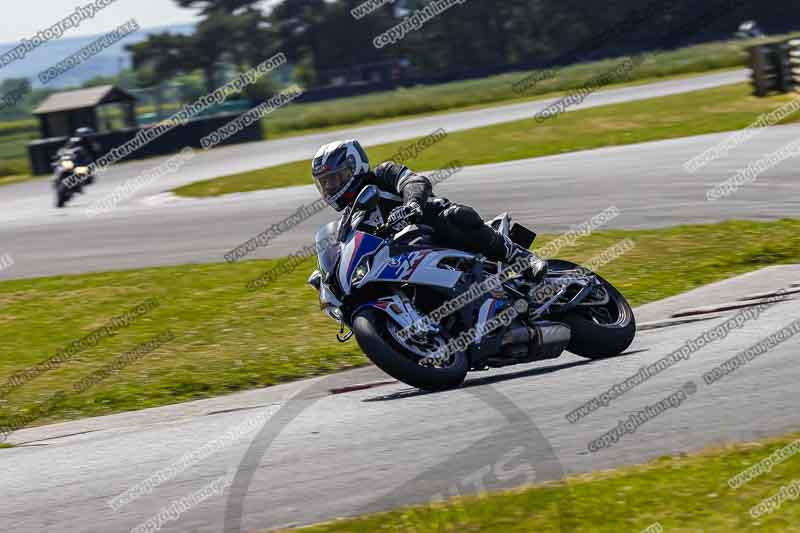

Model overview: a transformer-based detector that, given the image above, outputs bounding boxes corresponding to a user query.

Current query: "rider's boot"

[502,234,546,282]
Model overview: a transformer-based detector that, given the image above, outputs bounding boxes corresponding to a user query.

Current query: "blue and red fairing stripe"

[345,231,384,281]
[378,249,434,281]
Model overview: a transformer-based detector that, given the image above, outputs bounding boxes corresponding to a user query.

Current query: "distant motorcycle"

[52,147,93,208]
[309,185,636,391]
[735,20,765,39]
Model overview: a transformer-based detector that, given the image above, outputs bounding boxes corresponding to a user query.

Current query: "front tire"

[548,260,635,359]
[55,183,69,208]
[352,309,468,391]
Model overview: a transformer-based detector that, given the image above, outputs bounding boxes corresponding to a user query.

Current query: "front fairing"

[337,230,386,295]
[339,232,474,295]
[317,212,477,311]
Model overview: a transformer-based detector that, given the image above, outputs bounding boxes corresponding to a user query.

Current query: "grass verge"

[278,433,800,532]
[175,83,800,197]
[1,219,798,431]
[259,35,776,139]
[0,174,35,187]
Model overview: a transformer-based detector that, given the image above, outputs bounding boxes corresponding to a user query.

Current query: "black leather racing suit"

[66,140,99,165]
[60,140,99,186]
[364,161,510,261]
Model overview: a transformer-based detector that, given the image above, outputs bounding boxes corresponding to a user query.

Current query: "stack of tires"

[790,39,800,93]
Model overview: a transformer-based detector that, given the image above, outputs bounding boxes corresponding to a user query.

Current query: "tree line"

[129,0,797,91]
[1,0,797,121]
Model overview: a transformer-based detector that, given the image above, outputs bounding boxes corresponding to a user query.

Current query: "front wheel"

[352,309,467,391]
[55,182,70,208]
[548,260,636,359]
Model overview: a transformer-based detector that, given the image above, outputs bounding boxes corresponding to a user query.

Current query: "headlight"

[75,166,89,175]
[61,160,75,171]
[350,257,372,286]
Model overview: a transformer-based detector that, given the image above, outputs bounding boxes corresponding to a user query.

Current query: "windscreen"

[315,220,341,275]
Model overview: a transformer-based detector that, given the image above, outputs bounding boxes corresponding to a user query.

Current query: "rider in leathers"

[311,139,537,269]
[60,127,99,185]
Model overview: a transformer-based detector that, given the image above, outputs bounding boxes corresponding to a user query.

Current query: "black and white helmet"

[67,126,96,148]
[311,139,370,211]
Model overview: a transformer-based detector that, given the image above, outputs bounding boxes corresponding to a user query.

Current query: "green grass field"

[1,219,798,432]
[175,83,800,197]
[0,173,41,187]
[279,433,800,532]
[0,120,41,172]
[0,129,37,177]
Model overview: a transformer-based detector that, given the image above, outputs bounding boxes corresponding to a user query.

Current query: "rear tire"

[352,309,467,391]
[548,260,635,359]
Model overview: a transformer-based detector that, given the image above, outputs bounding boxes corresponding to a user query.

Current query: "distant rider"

[60,127,99,184]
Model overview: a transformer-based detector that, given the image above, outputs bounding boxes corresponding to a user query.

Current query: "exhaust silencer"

[500,321,571,362]
[530,321,571,360]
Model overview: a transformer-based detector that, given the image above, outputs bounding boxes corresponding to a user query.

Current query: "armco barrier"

[28,111,263,175]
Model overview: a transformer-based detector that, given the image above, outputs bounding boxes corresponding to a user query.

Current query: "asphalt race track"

[2,266,799,532]
[0,69,758,280]
[2,119,799,280]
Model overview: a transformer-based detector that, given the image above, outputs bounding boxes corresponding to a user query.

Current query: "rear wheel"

[352,308,467,391]
[548,260,635,359]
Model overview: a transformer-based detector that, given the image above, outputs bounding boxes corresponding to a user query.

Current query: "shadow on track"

[361,359,593,403]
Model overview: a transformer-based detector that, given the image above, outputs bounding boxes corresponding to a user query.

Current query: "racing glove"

[387,201,423,233]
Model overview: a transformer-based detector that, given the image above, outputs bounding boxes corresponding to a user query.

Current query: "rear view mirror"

[354,185,379,212]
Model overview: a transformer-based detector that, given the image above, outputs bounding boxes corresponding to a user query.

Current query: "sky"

[0,0,278,43]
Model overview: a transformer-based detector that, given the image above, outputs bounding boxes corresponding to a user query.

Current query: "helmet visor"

[313,166,354,201]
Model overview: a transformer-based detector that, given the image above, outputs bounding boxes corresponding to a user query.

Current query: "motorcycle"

[52,147,94,208]
[309,185,636,391]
